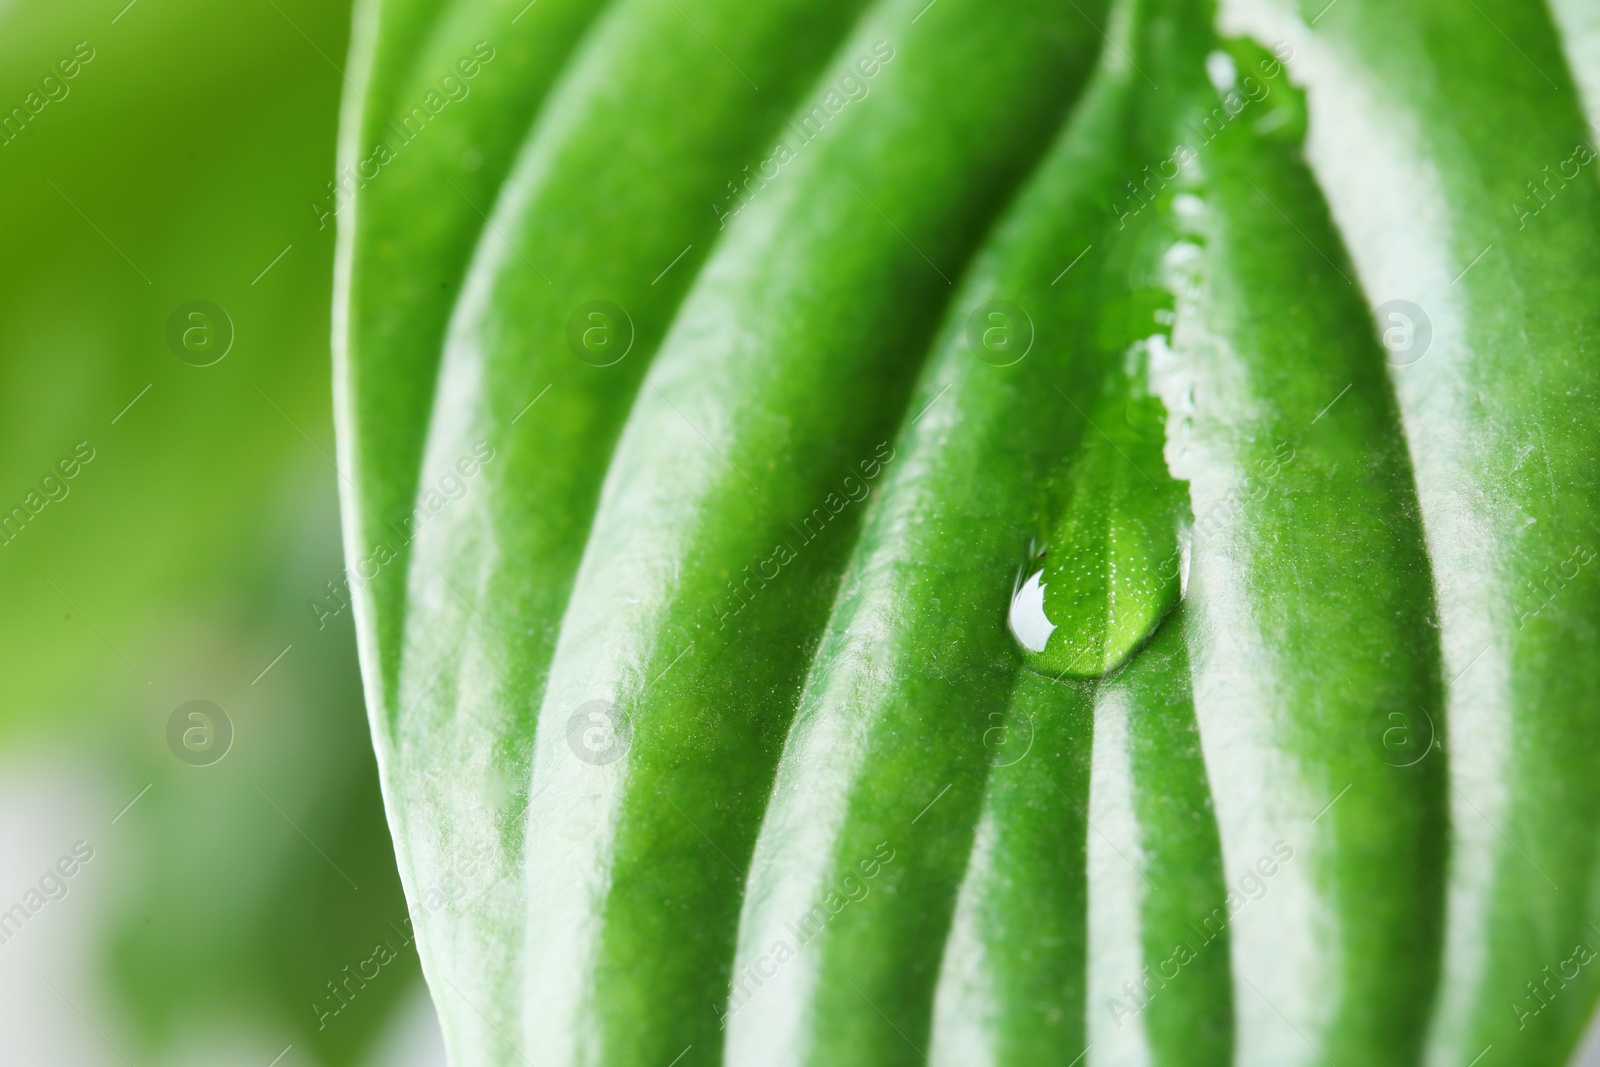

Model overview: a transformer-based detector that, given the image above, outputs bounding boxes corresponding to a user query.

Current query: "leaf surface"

[336,0,1600,1063]
[1220,0,1600,1059]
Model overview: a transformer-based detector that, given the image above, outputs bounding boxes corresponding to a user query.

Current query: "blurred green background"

[0,0,435,1063]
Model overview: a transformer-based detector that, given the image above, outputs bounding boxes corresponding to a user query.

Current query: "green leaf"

[1082,613,1231,1065]
[336,0,1600,1062]
[1223,0,1600,1061]
[335,0,611,731]
[1023,361,1185,679]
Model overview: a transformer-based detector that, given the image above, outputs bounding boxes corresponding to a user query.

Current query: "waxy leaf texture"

[333,0,1600,1063]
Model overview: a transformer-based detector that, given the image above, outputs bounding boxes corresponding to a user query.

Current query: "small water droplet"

[1010,352,1188,678]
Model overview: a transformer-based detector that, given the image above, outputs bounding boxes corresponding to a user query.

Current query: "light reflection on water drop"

[1008,569,1055,654]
